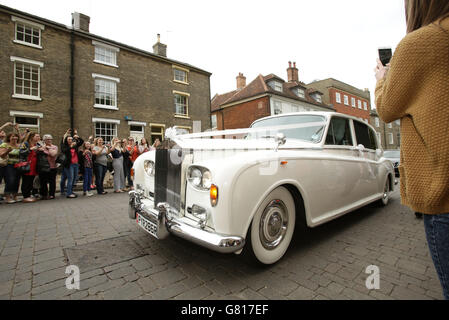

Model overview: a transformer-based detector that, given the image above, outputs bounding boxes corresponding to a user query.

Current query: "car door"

[311,116,363,223]
[352,120,380,198]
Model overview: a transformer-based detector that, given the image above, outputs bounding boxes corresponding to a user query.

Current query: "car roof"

[251,111,372,128]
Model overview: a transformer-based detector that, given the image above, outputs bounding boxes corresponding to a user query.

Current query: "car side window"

[325,117,353,146]
[368,127,378,150]
[354,121,376,150]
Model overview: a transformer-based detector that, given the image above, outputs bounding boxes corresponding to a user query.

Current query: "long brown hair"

[26,132,37,145]
[405,0,449,33]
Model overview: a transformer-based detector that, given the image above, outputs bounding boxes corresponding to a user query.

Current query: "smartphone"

[378,47,392,66]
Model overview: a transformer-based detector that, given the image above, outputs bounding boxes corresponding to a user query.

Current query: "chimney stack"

[71,12,90,32]
[153,33,167,57]
[236,73,246,90]
[287,61,299,82]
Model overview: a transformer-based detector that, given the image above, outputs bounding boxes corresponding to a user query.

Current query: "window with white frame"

[313,94,322,103]
[395,119,400,125]
[269,81,283,92]
[295,88,305,98]
[11,57,43,100]
[93,41,119,67]
[388,133,394,144]
[12,16,44,48]
[344,95,349,105]
[211,114,217,129]
[388,123,392,128]
[351,97,356,108]
[94,120,118,144]
[273,101,282,114]
[335,92,341,104]
[130,125,144,134]
[363,101,368,110]
[358,100,362,109]
[174,93,188,116]
[10,111,43,133]
[93,74,120,109]
[375,117,380,127]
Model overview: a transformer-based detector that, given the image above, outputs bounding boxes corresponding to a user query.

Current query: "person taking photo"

[374,0,449,300]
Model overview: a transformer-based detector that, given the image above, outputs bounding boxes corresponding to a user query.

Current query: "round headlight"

[144,160,155,176]
[190,168,202,187]
[188,166,212,190]
[202,170,212,189]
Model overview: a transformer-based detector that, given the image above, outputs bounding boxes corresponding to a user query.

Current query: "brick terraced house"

[307,78,372,123]
[211,62,334,130]
[0,5,212,145]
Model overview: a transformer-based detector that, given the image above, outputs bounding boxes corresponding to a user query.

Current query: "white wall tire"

[247,186,296,265]
[379,176,390,206]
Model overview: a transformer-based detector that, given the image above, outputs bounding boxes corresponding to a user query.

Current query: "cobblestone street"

[0,186,444,300]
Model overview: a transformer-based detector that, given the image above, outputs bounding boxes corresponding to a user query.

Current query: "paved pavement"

[0,185,444,300]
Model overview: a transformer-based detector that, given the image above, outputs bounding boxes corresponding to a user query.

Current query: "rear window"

[353,121,377,150]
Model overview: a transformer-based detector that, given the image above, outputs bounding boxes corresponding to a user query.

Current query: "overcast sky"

[1,0,407,107]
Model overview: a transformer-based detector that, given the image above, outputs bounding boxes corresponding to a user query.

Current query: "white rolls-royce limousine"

[128,112,394,264]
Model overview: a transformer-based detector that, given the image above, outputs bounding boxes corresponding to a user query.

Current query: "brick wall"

[0,12,72,144]
[0,8,211,146]
[329,88,371,120]
[214,96,270,130]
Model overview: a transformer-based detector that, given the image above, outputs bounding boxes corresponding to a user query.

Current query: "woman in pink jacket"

[38,134,58,200]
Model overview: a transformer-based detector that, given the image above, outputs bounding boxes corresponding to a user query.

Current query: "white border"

[11,16,45,30]
[9,110,43,118]
[10,56,44,67]
[128,121,147,127]
[92,40,120,52]
[92,73,120,83]
[93,104,119,111]
[92,117,120,124]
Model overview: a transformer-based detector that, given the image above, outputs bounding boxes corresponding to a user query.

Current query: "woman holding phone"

[374,0,449,299]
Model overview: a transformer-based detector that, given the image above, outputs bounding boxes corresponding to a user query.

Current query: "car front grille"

[154,147,189,213]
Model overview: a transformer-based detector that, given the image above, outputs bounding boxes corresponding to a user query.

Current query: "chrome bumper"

[129,191,245,254]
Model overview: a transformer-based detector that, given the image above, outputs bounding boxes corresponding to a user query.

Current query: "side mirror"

[275,133,286,152]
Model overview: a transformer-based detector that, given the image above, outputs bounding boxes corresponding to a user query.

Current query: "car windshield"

[249,115,326,143]
[384,150,400,158]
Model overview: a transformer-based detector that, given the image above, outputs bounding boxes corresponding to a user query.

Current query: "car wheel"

[379,177,390,206]
[245,186,296,265]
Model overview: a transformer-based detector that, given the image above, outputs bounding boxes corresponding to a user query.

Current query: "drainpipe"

[69,29,75,132]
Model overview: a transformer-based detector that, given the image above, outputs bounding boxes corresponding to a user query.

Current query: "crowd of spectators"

[0,122,160,204]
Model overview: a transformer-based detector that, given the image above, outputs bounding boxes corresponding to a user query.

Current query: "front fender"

[203,151,309,238]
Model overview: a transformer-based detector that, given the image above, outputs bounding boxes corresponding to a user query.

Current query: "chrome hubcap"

[259,200,288,250]
[383,181,389,200]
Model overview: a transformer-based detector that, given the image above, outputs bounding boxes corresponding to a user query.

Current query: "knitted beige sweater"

[375,18,449,214]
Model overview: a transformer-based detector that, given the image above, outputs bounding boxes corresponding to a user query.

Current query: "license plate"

[136,213,158,238]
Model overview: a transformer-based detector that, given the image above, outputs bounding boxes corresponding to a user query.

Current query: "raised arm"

[375,26,441,123]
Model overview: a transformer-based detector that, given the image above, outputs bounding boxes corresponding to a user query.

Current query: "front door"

[130,125,144,144]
